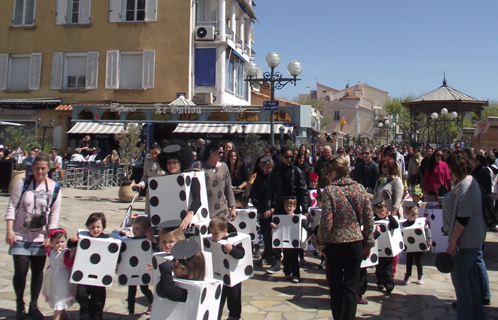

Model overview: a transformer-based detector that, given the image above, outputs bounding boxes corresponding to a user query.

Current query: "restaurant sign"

[154,103,202,115]
[0,107,39,116]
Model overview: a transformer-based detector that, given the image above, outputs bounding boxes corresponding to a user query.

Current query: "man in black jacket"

[263,146,308,273]
[353,145,380,195]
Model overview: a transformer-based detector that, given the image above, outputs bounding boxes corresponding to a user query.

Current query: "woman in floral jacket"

[316,156,374,320]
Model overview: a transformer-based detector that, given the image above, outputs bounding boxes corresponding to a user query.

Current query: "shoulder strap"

[338,186,362,225]
[14,176,34,215]
[50,181,60,208]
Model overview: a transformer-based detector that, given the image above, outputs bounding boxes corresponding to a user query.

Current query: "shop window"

[108,0,157,22]
[78,109,93,119]
[0,53,42,91]
[102,111,120,120]
[106,50,155,89]
[207,112,229,121]
[178,114,198,121]
[126,111,145,120]
[267,111,292,122]
[55,0,91,25]
[13,0,35,26]
[237,112,258,121]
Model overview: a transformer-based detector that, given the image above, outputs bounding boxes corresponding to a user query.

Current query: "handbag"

[480,187,498,228]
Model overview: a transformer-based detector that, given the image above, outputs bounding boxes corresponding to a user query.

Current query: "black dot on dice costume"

[177,175,184,186]
[102,275,113,286]
[239,222,247,229]
[244,265,253,275]
[415,229,423,235]
[129,256,139,267]
[119,274,128,285]
[141,240,151,251]
[273,217,280,224]
[203,238,211,249]
[72,270,83,282]
[292,216,299,224]
[120,242,127,252]
[150,196,159,207]
[215,284,222,299]
[108,243,119,253]
[149,179,158,190]
[223,259,229,269]
[248,211,256,219]
[142,273,151,284]
[151,215,161,225]
[200,287,207,304]
[407,236,415,244]
[80,238,91,250]
[90,253,101,264]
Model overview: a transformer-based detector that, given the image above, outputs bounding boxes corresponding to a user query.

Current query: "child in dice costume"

[208,217,246,320]
[401,201,432,285]
[68,212,111,320]
[372,199,399,294]
[156,143,202,230]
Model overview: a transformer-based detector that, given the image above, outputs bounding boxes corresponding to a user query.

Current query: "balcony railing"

[196,21,219,28]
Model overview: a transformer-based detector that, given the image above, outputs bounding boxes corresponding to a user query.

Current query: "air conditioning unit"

[195,26,215,41]
[194,92,214,105]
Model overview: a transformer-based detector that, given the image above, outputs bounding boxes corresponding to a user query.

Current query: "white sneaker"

[402,274,411,285]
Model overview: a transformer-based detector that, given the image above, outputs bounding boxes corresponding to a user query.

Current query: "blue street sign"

[263,100,280,111]
[176,92,186,98]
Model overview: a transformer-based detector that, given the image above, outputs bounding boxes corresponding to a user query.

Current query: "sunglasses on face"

[436,154,443,158]
[361,152,370,155]
[283,155,293,160]
[217,151,224,155]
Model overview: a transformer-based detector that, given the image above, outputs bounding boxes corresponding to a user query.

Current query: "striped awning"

[67,122,124,134]
[173,123,294,135]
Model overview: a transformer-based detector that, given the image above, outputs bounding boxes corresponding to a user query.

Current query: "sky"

[251,0,498,103]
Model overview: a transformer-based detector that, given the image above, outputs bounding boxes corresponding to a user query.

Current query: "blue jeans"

[476,247,491,300]
[450,248,485,320]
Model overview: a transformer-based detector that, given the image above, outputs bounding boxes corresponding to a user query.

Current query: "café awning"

[67,122,124,134]
[173,123,294,134]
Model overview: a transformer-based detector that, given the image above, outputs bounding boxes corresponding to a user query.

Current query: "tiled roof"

[55,104,73,111]
[414,79,479,102]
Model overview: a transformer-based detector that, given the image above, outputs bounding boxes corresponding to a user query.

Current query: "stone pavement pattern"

[0,187,498,320]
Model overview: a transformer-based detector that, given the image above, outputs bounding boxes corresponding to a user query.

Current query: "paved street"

[1,187,498,320]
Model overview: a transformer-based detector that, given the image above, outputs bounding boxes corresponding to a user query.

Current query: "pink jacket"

[423,161,451,194]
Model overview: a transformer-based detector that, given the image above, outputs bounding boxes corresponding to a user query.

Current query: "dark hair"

[201,141,223,162]
[33,152,50,165]
[446,150,473,180]
[133,216,151,230]
[264,144,275,155]
[50,147,58,152]
[85,212,106,230]
[157,141,193,173]
[226,150,242,179]
[379,157,397,176]
[476,154,488,166]
[149,142,161,150]
[486,154,496,167]
[176,250,206,281]
[280,145,291,156]
[50,231,66,243]
[427,148,442,175]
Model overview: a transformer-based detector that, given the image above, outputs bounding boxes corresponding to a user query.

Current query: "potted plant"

[114,123,144,202]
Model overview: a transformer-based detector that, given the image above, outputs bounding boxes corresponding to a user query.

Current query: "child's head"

[309,172,319,189]
[284,198,297,215]
[209,216,229,241]
[85,212,106,237]
[48,228,67,251]
[411,184,424,203]
[372,199,387,219]
[405,206,418,222]
[159,226,185,254]
[174,251,206,281]
[132,216,151,238]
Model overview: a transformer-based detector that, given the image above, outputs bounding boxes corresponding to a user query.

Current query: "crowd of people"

[4,138,498,320]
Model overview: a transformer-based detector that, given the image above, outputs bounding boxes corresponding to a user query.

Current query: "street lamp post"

[431,112,438,144]
[244,52,302,146]
[378,119,395,145]
[37,118,55,150]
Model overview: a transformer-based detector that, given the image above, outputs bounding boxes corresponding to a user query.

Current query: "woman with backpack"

[5,152,62,320]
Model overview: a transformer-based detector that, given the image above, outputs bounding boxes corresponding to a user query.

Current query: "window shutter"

[106,50,119,89]
[25,0,35,25]
[13,0,24,25]
[144,0,157,21]
[142,50,155,89]
[86,51,99,90]
[28,53,42,90]
[50,52,64,90]
[0,54,8,90]
[80,0,91,24]
[108,0,121,22]
[55,0,67,25]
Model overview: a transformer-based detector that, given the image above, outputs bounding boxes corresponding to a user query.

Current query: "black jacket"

[472,163,492,194]
[265,163,308,215]
[295,161,312,187]
[353,160,380,193]
[249,170,273,213]
[157,261,188,302]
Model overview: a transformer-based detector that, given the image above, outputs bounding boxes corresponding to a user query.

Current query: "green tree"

[241,134,265,173]
[0,126,38,152]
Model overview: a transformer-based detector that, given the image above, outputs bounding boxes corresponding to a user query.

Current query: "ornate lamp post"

[279,126,285,147]
[37,118,55,150]
[244,53,302,146]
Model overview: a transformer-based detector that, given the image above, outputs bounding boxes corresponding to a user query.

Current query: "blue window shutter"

[195,48,216,86]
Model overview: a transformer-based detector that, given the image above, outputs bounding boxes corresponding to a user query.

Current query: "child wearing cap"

[411,185,424,206]
[402,202,432,285]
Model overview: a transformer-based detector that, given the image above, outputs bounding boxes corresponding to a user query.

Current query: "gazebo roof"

[414,79,479,102]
